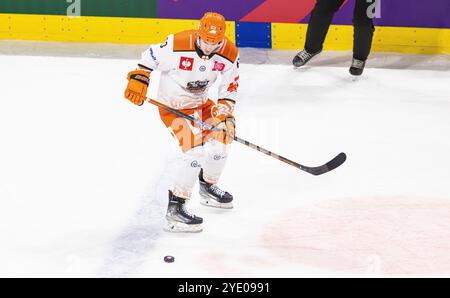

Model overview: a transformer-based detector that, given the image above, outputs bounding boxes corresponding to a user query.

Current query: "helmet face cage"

[197,36,223,55]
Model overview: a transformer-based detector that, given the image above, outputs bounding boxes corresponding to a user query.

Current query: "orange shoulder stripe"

[173,30,197,52]
[217,38,239,63]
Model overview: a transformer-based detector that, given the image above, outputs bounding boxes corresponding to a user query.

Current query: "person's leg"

[353,0,375,61]
[170,145,204,199]
[158,107,204,199]
[293,0,345,67]
[198,100,234,208]
[158,107,205,232]
[304,0,346,53]
[201,140,229,183]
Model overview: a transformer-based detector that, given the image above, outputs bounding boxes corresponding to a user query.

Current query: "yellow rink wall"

[0,14,236,44]
[272,23,450,54]
[1,13,449,54]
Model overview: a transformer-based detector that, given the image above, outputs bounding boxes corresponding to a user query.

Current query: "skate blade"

[163,221,203,233]
[200,197,233,209]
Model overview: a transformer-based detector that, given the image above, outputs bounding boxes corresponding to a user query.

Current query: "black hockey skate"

[292,49,321,67]
[164,190,203,233]
[199,169,233,209]
[349,58,366,76]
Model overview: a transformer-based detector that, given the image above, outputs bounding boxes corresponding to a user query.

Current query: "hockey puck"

[164,255,175,263]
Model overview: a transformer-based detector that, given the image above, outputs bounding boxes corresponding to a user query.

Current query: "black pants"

[305,0,375,61]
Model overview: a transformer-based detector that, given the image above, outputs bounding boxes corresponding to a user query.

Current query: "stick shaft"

[234,136,304,169]
[146,98,306,171]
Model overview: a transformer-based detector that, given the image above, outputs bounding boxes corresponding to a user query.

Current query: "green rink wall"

[0,0,157,18]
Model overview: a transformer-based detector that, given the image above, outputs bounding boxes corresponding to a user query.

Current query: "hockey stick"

[146,97,346,176]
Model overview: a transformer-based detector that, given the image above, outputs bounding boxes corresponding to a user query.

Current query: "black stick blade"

[301,152,347,176]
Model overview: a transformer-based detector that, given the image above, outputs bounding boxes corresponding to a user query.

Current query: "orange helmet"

[198,12,226,44]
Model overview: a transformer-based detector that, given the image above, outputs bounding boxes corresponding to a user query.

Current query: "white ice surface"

[0,47,449,277]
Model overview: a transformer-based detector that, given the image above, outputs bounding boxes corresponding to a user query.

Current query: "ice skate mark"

[97,158,172,277]
[97,194,164,277]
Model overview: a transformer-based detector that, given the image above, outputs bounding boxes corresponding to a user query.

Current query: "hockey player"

[293,0,375,76]
[124,12,239,233]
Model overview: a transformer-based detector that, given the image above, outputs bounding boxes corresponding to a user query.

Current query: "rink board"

[0,14,235,44]
[0,13,449,54]
[272,23,450,55]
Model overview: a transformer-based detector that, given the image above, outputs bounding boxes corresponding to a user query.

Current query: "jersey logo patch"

[185,80,210,94]
[179,57,194,71]
[212,61,225,71]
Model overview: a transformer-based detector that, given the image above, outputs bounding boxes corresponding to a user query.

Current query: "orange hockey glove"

[212,105,235,145]
[125,70,151,106]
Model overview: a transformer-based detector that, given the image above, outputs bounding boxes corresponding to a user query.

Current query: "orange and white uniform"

[137,30,240,199]
[139,30,239,111]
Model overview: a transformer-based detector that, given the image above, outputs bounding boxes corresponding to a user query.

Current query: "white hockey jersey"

[138,30,239,111]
